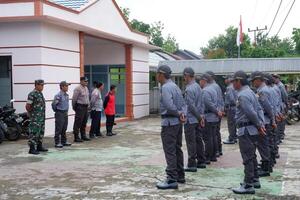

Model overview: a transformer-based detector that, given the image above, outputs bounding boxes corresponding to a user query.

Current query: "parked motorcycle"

[286,97,300,125]
[0,121,5,144]
[0,100,23,141]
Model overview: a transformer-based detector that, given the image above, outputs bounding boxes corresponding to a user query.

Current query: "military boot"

[28,144,40,155]
[37,142,48,152]
[81,133,90,141]
[232,183,255,194]
[258,161,270,177]
[74,134,83,143]
[156,179,178,190]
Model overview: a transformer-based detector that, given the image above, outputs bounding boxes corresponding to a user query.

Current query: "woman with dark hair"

[103,85,117,136]
[89,82,104,138]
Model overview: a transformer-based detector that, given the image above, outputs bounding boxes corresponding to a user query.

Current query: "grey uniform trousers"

[257,124,271,163]
[226,107,237,141]
[184,123,198,167]
[161,124,185,181]
[216,120,222,153]
[196,126,206,164]
[73,104,88,138]
[238,131,259,184]
[54,111,68,144]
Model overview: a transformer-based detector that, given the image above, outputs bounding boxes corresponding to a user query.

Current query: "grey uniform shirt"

[211,81,225,111]
[90,88,103,111]
[52,91,69,112]
[184,80,204,124]
[160,79,187,127]
[277,81,288,110]
[235,85,264,136]
[72,85,90,108]
[203,84,219,123]
[273,84,284,112]
[257,83,275,125]
[269,85,281,116]
[225,84,238,108]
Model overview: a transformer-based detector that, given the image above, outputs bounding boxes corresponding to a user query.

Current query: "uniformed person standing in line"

[199,73,223,163]
[52,81,72,148]
[206,71,224,156]
[232,71,265,195]
[72,77,90,142]
[156,65,187,190]
[272,74,288,143]
[182,67,205,172]
[223,75,238,144]
[26,79,48,155]
[264,73,281,168]
[250,71,276,177]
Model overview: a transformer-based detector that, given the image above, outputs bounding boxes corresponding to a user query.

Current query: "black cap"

[249,71,264,81]
[183,67,195,76]
[35,79,45,85]
[157,65,172,75]
[80,77,88,82]
[60,81,71,87]
[272,74,280,79]
[233,70,248,81]
[206,71,215,78]
[199,73,211,81]
[223,74,233,81]
[264,73,274,84]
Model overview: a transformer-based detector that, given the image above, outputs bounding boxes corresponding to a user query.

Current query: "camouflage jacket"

[27,90,46,123]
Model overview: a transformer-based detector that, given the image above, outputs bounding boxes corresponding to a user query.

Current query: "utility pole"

[248,26,267,46]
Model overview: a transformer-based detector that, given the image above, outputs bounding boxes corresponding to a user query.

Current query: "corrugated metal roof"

[159,58,300,75]
[49,0,91,10]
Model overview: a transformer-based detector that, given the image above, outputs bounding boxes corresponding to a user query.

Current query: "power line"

[266,0,283,36]
[275,0,296,37]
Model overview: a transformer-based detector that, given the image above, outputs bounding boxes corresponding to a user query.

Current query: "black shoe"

[219,152,223,156]
[210,158,217,162]
[74,138,83,143]
[37,143,48,152]
[232,183,255,194]
[258,169,270,177]
[253,179,261,189]
[55,143,63,148]
[111,132,117,136]
[184,167,197,172]
[223,139,236,144]
[106,132,113,137]
[82,137,90,141]
[89,134,96,139]
[95,133,104,137]
[177,178,186,184]
[28,144,40,155]
[156,179,178,190]
[62,142,72,147]
[205,160,211,165]
[275,154,280,159]
[197,163,206,169]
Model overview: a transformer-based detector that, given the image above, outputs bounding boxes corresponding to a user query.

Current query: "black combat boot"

[156,179,178,190]
[258,161,270,177]
[29,144,40,155]
[37,142,48,152]
[232,183,255,194]
[81,133,90,141]
[74,134,83,143]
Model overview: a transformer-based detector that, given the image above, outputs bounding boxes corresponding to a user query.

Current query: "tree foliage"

[292,28,300,54]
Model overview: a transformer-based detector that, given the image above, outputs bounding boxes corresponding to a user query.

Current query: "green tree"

[162,34,179,53]
[121,7,130,20]
[292,28,300,54]
[131,19,151,35]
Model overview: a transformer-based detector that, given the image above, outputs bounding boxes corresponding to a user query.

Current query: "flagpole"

[238,45,240,58]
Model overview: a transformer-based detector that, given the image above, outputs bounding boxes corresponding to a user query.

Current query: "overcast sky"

[116,0,300,54]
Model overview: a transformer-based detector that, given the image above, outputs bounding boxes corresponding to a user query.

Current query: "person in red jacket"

[103,85,117,136]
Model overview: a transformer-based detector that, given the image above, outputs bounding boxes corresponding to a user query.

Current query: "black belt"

[237,122,254,128]
[77,103,88,107]
[226,104,236,107]
[56,109,68,113]
[161,114,177,119]
[204,111,214,114]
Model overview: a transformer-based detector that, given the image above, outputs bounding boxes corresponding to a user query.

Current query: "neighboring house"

[174,49,202,60]
[0,0,157,135]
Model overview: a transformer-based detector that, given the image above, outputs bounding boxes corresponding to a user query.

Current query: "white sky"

[116,0,300,54]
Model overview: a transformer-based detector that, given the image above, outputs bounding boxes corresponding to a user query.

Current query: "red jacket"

[104,92,115,115]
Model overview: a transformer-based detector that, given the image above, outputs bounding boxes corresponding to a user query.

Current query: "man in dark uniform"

[206,71,224,156]
[250,71,276,177]
[182,67,206,172]
[199,73,223,163]
[223,75,238,144]
[156,65,187,190]
[52,81,72,148]
[26,79,48,155]
[72,77,90,142]
[232,71,265,194]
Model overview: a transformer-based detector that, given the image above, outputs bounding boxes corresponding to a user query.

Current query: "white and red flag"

[236,15,243,46]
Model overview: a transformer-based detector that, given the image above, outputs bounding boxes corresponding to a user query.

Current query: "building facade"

[0,0,156,136]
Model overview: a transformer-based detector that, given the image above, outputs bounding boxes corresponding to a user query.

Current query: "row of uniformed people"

[156,65,225,190]
[156,65,288,194]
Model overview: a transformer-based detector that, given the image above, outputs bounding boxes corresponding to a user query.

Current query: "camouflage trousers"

[28,120,45,146]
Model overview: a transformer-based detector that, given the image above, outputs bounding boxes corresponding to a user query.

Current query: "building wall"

[0,2,34,17]
[132,46,149,118]
[0,22,80,136]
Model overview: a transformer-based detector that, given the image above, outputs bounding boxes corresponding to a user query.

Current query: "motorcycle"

[0,120,5,144]
[0,100,23,141]
[286,97,300,125]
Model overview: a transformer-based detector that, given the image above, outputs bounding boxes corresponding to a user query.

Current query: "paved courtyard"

[0,116,300,200]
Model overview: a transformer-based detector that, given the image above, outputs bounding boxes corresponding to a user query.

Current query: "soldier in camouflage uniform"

[26,79,48,155]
